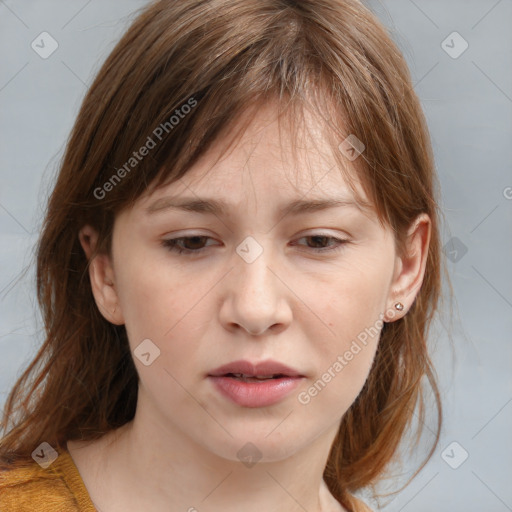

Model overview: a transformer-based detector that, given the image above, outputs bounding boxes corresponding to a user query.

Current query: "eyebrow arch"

[145,196,373,217]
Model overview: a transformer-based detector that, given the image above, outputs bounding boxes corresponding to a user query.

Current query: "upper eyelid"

[163,228,351,237]
[163,233,350,247]
[163,232,350,242]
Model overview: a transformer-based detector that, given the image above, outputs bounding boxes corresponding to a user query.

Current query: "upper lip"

[208,359,304,378]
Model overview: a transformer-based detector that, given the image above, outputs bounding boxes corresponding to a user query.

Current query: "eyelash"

[161,234,349,256]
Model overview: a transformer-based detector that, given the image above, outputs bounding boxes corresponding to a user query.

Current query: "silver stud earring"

[394,302,404,311]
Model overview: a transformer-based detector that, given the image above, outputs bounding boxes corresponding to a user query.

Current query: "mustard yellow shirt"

[0,450,97,511]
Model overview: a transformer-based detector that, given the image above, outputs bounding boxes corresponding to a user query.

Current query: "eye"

[161,233,349,256]
[161,235,214,255]
[292,234,349,253]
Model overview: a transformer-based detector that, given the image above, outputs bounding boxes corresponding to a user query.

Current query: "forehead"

[140,100,372,213]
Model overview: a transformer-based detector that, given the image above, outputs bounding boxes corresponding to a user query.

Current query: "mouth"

[221,372,291,382]
[207,360,305,408]
[208,359,304,379]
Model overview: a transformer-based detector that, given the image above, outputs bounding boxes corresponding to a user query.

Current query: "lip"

[208,359,305,408]
[208,359,304,378]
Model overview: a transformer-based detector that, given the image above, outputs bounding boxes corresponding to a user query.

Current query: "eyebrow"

[145,196,372,217]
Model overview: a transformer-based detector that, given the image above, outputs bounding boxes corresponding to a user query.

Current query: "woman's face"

[95,104,409,462]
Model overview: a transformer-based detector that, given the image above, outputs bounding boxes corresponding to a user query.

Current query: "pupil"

[309,235,327,248]
[186,236,206,249]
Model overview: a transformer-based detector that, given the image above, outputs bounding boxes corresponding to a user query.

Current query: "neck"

[70,410,346,512]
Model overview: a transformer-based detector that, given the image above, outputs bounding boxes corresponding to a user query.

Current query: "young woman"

[0,1,449,510]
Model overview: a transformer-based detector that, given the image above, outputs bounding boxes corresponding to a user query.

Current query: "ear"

[384,213,431,322]
[78,224,125,325]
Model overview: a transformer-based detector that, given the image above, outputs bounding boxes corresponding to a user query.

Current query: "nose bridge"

[223,234,290,335]
[234,234,275,299]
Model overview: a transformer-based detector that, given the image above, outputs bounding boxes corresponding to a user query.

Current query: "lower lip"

[208,375,303,408]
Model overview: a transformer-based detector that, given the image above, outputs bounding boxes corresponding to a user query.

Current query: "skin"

[69,102,430,512]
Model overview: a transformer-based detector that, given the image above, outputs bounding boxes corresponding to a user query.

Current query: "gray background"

[1,1,511,510]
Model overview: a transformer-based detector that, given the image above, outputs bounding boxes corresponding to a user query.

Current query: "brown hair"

[0,0,452,509]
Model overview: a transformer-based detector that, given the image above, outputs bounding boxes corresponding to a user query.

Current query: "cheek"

[293,260,388,411]
[116,257,210,375]
[296,285,382,421]
[115,256,178,346]
[301,257,390,342]
[115,264,204,411]
[297,350,376,426]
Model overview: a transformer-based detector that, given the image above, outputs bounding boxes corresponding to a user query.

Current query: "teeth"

[230,373,279,380]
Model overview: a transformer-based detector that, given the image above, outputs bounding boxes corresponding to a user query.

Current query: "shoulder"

[0,449,94,511]
[0,465,78,511]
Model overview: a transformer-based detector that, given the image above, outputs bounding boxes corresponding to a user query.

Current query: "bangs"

[144,90,379,227]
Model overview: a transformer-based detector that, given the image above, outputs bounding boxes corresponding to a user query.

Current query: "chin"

[203,427,309,465]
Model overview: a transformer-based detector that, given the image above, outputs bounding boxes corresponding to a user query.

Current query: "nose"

[219,241,292,336]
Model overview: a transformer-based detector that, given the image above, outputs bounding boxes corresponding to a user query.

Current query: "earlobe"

[385,213,431,322]
[78,225,124,325]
